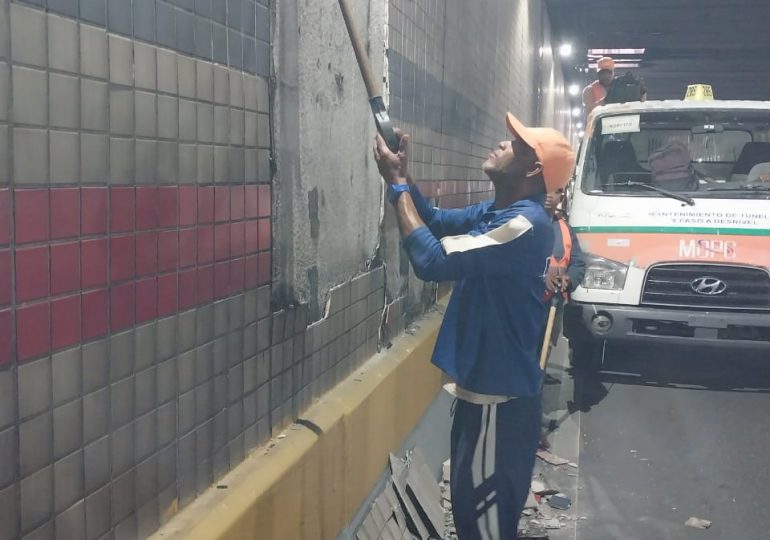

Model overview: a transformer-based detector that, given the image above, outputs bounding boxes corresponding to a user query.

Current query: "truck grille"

[641,264,770,311]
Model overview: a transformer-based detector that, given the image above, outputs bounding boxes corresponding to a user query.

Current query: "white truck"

[564,98,770,370]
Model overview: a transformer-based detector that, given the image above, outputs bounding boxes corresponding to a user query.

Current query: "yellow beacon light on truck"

[684,84,714,101]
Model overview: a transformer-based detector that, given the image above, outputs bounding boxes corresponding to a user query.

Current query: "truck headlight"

[582,255,628,290]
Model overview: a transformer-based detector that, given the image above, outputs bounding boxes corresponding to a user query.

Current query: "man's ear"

[525,161,544,178]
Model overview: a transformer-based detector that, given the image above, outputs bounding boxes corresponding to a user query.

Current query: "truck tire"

[569,339,604,373]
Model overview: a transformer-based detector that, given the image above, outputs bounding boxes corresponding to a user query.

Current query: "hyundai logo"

[690,276,728,295]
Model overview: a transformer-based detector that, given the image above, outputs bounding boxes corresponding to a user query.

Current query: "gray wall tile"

[110,377,135,430]
[196,144,214,183]
[53,399,82,460]
[157,141,179,184]
[134,42,157,91]
[110,137,136,184]
[214,146,230,183]
[135,456,156,507]
[135,367,157,418]
[49,0,78,18]
[11,3,47,67]
[135,322,157,372]
[111,422,135,477]
[83,387,109,445]
[111,468,135,524]
[213,64,228,104]
[156,400,177,449]
[156,1,176,49]
[134,411,156,461]
[83,436,109,495]
[176,9,195,56]
[178,389,195,435]
[85,485,111,540]
[13,66,47,126]
[53,450,83,513]
[48,14,79,74]
[213,105,228,144]
[82,339,109,393]
[136,138,158,184]
[177,350,195,394]
[80,24,108,79]
[50,130,80,183]
[156,357,177,405]
[20,465,53,535]
[55,499,85,540]
[52,348,82,406]
[0,483,19,540]
[23,521,54,540]
[194,381,212,425]
[158,95,179,139]
[80,0,106,25]
[81,133,109,183]
[135,91,158,138]
[177,55,196,100]
[156,316,177,361]
[18,357,52,420]
[179,98,198,142]
[110,331,135,382]
[212,22,227,65]
[195,16,212,60]
[196,304,214,345]
[109,88,135,136]
[196,102,213,143]
[133,0,156,42]
[0,63,8,124]
[156,48,178,95]
[229,71,244,109]
[108,34,134,85]
[179,143,197,181]
[0,426,16,489]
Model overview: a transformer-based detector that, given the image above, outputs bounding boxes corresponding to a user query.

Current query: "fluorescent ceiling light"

[589,62,641,69]
[572,107,581,117]
[559,43,573,58]
[568,84,580,96]
[588,48,646,55]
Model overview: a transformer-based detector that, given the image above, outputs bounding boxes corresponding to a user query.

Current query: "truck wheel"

[570,340,604,373]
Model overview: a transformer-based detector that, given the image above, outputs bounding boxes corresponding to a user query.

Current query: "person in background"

[373,112,575,539]
[540,189,586,448]
[544,189,586,304]
[583,56,616,114]
[583,56,648,115]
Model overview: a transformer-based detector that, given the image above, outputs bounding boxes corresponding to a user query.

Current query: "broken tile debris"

[536,449,570,466]
[356,448,582,540]
[685,517,712,530]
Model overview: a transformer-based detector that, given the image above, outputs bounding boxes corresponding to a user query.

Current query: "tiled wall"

[387,0,572,208]
[0,0,290,538]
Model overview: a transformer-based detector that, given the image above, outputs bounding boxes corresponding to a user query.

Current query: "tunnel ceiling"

[546,0,770,102]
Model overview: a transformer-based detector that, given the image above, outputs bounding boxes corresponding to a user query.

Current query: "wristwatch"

[388,183,410,205]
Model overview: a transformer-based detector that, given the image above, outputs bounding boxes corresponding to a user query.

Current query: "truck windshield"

[581,110,770,199]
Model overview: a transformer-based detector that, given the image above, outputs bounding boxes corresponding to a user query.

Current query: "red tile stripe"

[0,185,272,365]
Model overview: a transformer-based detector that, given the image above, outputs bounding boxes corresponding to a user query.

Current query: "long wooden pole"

[337,0,380,99]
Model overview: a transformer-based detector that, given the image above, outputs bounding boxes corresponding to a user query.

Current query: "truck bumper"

[564,302,770,349]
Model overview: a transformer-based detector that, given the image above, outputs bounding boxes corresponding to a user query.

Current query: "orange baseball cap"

[506,112,576,193]
[597,57,615,72]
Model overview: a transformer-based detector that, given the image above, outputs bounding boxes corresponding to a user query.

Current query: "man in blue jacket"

[374,112,575,539]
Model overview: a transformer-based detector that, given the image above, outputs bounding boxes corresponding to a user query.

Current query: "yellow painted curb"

[152,308,444,540]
